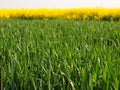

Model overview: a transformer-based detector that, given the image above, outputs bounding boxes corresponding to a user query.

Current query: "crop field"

[0,19,120,90]
[0,8,120,20]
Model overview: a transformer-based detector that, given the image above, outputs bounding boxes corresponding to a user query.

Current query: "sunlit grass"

[0,19,120,90]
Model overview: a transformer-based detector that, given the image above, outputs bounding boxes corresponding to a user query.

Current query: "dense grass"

[0,19,120,90]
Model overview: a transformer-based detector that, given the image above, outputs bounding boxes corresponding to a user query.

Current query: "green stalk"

[0,67,2,90]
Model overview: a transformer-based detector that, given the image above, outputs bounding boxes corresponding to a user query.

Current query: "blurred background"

[0,0,120,8]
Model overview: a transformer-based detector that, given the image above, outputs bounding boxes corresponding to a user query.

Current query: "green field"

[0,19,120,90]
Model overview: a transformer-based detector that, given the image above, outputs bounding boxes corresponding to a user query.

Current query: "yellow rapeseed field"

[0,8,120,20]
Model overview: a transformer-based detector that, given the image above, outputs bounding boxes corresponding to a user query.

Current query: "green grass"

[0,19,120,90]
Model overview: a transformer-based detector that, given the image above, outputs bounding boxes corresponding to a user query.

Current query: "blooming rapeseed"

[0,8,120,20]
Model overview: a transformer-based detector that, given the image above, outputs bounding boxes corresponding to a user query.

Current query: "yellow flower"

[0,8,120,20]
